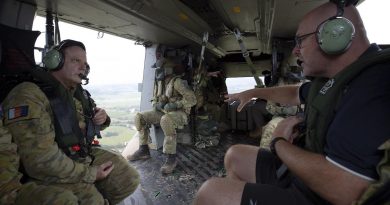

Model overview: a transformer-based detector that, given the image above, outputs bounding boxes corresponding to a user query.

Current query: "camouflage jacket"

[0,108,22,204]
[353,139,390,205]
[265,101,297,117]
[154,76,196,114]
[2,82,97,184]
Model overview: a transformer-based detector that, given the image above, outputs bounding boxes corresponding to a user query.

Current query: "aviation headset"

[43,39,86,71]
[316,0,355,55]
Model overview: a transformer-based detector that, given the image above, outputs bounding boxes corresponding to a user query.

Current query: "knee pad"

[160,115,176,136]
[160,115,174,129]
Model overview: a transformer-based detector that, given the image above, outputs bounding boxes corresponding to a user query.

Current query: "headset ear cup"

[317,17,355,55]
[43,49,64,70]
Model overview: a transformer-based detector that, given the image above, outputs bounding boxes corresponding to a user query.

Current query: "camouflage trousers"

[135,110,189,154]
[14,182,78,205]
[1,179,80,205]
[259,117,285,150]
[91,147,140,204]
[30,147,140,205]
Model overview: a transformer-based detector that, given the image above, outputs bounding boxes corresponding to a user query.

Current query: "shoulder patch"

[7,106,29,120]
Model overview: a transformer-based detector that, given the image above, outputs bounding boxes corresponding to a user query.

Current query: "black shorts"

[240,149,315,205]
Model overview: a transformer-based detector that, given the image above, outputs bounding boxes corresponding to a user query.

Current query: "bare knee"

[194,177,220,205]
[224,144,245,171]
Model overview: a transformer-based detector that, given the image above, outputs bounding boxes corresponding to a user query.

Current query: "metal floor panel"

[120,132,259,205]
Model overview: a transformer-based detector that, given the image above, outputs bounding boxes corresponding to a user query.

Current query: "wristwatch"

[270,137,286,156]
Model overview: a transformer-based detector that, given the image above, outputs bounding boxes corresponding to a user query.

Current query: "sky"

[32,0,389,87]
[357,0,390,44]
[32,18,145,86]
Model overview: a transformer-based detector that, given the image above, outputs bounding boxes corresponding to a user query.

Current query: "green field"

[87,84,141,152]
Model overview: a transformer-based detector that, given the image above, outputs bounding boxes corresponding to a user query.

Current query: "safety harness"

[32,69,97,160]
[0,24,97,160]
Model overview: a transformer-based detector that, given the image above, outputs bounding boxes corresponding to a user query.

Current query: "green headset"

[43,39,86,71]
[316,0,355,55]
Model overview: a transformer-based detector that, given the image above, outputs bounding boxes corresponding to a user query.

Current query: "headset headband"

[56,39,86,52]
[336,0,346,17]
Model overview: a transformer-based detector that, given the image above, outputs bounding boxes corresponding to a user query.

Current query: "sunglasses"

[295,31,317,48]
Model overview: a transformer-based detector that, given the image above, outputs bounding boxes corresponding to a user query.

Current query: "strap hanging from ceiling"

[233,28,264,87]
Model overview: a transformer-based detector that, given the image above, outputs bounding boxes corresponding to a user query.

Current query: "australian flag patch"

[8,106,29,120]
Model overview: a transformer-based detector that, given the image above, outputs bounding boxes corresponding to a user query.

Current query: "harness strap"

[233,28,264,87]
[40,84,88,159]
[74,85,101,140]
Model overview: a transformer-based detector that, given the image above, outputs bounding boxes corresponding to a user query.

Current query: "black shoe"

[127,145,151,161]
[160,154,177,174]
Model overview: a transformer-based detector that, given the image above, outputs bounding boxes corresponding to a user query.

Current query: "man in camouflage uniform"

[1,105,79,205]
[127,57,196,174]
[2,40,139,204]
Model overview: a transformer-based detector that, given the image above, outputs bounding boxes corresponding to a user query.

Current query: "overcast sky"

[33,18,145,86]
[358,0,390,44]
[33,0,389,86]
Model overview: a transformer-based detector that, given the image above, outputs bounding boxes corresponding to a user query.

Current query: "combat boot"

[127,145,151,161]
[160,154,177,174]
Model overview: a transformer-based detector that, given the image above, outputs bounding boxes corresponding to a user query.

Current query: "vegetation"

[86,84,140,152]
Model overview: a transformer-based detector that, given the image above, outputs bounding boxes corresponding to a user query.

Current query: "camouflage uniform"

[260,55,302,149]
[2,82,140,205]
[353,139,390,205]
[135,76,196,154]
[0,105,22,205]
[259,102,298,150]
[1,106,78,205]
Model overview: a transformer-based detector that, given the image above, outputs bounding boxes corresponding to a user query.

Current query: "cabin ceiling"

[31,0,329,57]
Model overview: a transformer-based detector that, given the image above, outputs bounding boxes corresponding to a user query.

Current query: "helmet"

[153,57,183,80]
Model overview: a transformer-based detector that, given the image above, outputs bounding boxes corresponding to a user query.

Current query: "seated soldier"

[260,55,303,149]
[194,70,228,148]
[2,40,140,205]
[127,57,196,174]
[0,105,79,205]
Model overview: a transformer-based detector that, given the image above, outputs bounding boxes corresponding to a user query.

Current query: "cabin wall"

[0,0,36,30]
[139,44,165,149]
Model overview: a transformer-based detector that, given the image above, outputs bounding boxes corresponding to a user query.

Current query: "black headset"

[43,39,86,71]
[316,0,355,55]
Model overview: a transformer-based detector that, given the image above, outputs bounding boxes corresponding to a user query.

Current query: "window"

[225,77,263,93]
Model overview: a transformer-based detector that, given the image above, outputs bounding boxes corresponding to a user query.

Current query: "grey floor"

[118,132,258,205]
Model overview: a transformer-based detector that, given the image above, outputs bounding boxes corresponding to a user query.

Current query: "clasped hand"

[93,107,107,125]
[154,102,166,111]
[272,116,304,142]
[164,102,179,112]
[96,161,114,181]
